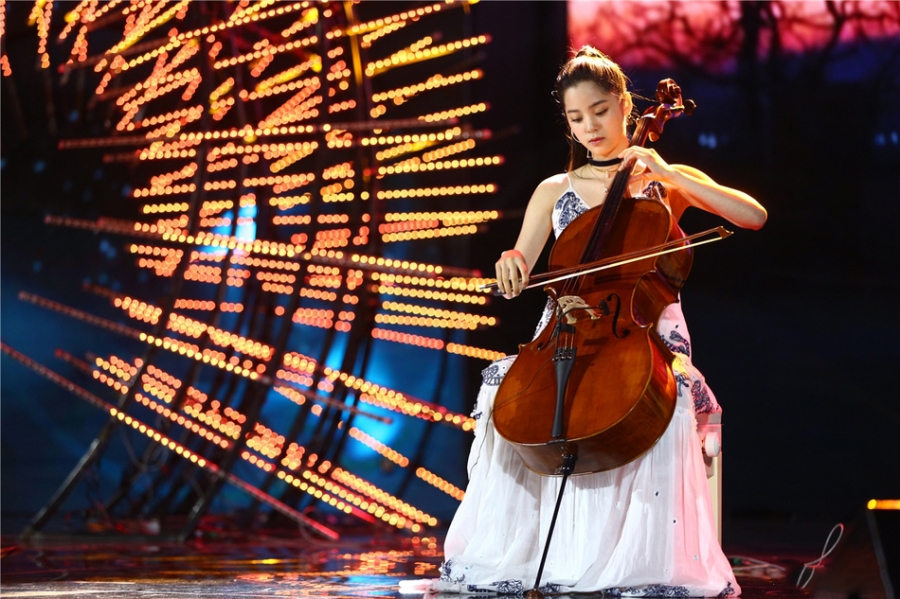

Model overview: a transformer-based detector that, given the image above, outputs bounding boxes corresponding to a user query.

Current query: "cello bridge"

[557,295,606,325]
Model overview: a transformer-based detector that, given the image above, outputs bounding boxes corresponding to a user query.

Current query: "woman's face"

[563,80,631,160]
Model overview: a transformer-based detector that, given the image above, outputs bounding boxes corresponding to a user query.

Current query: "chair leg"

[705,452,722,545]
[697,412,723,545]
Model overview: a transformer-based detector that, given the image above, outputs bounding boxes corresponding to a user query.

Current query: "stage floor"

[0,523,820,599]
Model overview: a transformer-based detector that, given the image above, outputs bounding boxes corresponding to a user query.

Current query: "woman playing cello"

[428,47,767,597]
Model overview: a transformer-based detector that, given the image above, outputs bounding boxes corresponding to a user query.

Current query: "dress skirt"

[430,306,740,597]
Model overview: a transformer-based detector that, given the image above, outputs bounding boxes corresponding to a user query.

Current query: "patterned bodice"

[536,175,695,363]
[551,174,668,237]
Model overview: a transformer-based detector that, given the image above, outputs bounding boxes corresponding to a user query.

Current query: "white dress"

[433,176,740,597]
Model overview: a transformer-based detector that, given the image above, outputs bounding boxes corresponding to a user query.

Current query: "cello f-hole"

[605,293,630,339]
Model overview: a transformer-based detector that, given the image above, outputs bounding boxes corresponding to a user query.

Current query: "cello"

[488,80,706,598]
[492,79,699,477]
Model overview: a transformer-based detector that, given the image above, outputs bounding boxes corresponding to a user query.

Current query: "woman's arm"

[617,146,768,230]
[494,175,562,297]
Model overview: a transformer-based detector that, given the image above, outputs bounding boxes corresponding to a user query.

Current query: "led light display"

[4,0,505,538]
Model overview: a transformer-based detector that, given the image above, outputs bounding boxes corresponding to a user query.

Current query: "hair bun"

[574,45,610,61]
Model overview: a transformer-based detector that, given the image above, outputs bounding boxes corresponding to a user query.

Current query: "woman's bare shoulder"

[538,172,571,189]
[530,172,571,207]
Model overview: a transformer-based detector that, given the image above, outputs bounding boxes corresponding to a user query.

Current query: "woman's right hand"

[494,249,529,298]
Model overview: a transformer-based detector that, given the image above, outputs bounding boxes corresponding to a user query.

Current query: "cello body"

[492,194,693,476]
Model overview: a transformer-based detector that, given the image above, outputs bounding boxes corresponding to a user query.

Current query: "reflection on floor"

[0,529,814,598]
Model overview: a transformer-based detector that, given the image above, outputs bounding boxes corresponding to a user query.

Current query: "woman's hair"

[555,46,633,171]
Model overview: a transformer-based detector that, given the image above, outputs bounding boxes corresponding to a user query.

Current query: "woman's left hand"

[617,146,676,182]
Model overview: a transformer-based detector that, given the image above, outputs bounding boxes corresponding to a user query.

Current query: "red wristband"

[500,249,528,273]
[500,249,525,261]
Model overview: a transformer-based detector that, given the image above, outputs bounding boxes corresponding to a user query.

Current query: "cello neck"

[579,116,653,266]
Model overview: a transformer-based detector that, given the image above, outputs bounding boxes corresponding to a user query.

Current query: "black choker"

[587,156,623,167]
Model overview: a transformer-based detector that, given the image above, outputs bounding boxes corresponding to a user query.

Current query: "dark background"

[2,2,898,539]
